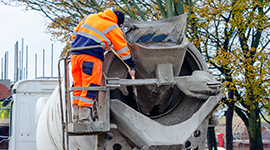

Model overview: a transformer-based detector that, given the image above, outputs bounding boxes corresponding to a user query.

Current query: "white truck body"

[8,79,58,150]
[36,78,95,150]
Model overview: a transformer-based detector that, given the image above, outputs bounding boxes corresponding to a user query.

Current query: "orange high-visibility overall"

[71,9,136,108]
[71,54,102,107]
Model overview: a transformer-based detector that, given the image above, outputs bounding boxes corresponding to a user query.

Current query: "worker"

[71,9,136,122]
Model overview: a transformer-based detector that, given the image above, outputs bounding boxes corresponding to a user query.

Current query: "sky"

[0,3,65,82]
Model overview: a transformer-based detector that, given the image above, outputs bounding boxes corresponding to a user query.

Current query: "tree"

[189,0,270,149]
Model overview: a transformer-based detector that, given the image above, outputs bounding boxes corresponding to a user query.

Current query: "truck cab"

[8,79,58,150]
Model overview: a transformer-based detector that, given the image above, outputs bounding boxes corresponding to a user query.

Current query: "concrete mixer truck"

[5,14,222,150]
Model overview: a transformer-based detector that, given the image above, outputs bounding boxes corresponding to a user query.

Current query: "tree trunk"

[226,90,235,150]
[248,107,263,150]
[207,126,217,150]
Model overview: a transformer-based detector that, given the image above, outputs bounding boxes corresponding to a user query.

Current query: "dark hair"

[113,10,125,27]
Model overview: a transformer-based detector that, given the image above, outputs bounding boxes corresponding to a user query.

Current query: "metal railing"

[58,45,109,150]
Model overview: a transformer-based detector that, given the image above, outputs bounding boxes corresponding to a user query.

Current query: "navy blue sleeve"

[124,57,136,70]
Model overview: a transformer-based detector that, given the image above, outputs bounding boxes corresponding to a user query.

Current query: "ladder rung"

[69,87,107,91]
[68,121,112,135]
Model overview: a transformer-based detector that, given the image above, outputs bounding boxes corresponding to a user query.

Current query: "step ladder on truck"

[58,45,112,150]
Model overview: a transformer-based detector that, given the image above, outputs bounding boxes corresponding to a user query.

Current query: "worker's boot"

[72,105,79,122]
[78,107,93,123]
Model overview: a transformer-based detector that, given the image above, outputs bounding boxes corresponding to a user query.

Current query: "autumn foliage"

[190,0,270,149]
